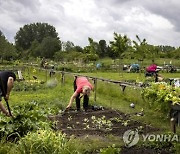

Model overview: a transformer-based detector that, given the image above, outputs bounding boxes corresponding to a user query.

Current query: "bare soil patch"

[49,108,173,154]
[49,108,158,137]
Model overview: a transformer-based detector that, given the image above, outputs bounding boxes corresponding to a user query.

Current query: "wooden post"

[46,69,48,82]
[120,84,126,92]
[93,78,97,103]
[61,71,65,85]
[119,58,121,76]
[28,67,30,80]
[170,118,176,133]
[122,85,126,92]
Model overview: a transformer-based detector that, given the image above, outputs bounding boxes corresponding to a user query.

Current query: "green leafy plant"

[0,101,52,141]
[141,82,180,113]
[91,115,113,130]
[14,80,44,91]
[100,144,121,154]
[17,129,80,154]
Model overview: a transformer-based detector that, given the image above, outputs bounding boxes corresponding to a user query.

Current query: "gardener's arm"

[5,77,14,101]
[66,92,78,109]
[0,101,10,116]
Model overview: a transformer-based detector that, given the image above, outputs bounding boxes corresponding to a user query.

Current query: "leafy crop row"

[0,101,52,141]
[141,82,180,114]
[14,80,45,91]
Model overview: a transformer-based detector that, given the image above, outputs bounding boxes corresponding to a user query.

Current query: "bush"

[141,82,180,114]
[17,130,79,154]
[0,101,52,140]
[14,80,44,91]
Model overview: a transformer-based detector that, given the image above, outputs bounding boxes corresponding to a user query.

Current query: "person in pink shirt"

[146,64,157,73]
[145,60,164,82]
[66,76,93,111]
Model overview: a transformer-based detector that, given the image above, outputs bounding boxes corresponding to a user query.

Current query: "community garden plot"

[49,107,159,137]
[49,108,174,153]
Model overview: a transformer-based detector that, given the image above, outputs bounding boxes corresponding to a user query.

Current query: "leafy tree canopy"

[0,30,17,61]
[29,36,61,59]
[109,32,131,58]
[15,22,60,51]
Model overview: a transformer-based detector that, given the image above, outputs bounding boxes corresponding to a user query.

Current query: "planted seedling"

[83,118,90,129]
[110,117,122,123]
[122,120,130,127]
[91,115,113,130]
[68,115,72,121]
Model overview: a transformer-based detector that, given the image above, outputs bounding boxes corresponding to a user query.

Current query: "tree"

[82,38,99,62]
[133,35,158,59]
[86,37,100,55]
[98,40,108,57]
[29,40,41,58]
[109,32,131,58]
[74,45,83,53]
[62,41,74,52]
[38,37,61,59]
[15,22,60,51]
[170,48,180,59]
[28,36,61,59]
[157,45,175,53]
[0,30,17,61]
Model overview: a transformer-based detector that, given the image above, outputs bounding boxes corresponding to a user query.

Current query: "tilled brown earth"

[49,108,158,137]
[49,108,173,154]
[121,146,173,154]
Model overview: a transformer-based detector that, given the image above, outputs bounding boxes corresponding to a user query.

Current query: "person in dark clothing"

[49,65,55,77]
[0,71,16,117]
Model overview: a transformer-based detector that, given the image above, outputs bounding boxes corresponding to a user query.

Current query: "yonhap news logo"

[123,129,139,147]
[123,129,180,147]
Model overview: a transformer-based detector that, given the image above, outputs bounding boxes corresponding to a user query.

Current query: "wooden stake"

[93,78,97,103]
[170,118,176,133]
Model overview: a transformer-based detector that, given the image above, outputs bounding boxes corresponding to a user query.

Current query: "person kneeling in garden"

[66,76,93,112]
[0,71,16,117]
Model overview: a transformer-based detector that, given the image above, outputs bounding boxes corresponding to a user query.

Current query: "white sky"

[0,0,180,47]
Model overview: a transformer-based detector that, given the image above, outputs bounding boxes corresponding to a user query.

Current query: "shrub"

[0,101,52,140]
[17,129,79,154]
[14,80,44,91]
[141,82,180,114]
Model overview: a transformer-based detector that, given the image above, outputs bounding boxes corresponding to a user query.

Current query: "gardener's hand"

[6,112,13,117]
[65,105,71,111]
[5,94,9,101]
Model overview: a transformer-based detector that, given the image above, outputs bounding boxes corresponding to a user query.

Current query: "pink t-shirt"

[146,64,157,72]
[75,77,93,94]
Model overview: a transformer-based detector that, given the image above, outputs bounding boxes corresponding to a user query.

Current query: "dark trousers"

[74,77,89,111]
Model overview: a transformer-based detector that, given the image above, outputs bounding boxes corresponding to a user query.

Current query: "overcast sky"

[0,0,180,47]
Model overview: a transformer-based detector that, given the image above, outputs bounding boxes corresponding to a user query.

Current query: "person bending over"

[66,76,93,111]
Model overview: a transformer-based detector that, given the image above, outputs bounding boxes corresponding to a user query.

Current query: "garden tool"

[4,99,12,117]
